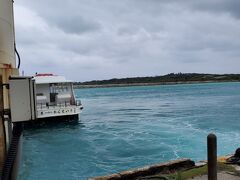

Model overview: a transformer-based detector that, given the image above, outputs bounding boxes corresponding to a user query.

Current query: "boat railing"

[75,100,82,106]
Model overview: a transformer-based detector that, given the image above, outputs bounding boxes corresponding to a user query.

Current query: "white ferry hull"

[37,105,82,119]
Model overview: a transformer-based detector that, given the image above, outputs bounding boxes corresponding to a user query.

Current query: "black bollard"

[207,133,217,180]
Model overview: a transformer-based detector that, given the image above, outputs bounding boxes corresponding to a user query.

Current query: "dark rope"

[14,43,21,69]
[1,123,23,180]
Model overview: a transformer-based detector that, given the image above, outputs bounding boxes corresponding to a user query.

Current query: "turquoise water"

[20,82,240,180]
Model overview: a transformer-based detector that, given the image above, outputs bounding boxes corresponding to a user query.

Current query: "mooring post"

[207,133,217,180]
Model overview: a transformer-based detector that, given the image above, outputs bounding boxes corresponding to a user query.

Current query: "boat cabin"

[34,74,82,119]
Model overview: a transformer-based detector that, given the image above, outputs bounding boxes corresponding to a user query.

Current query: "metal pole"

[207,133,217,180]
[0,75,6,175]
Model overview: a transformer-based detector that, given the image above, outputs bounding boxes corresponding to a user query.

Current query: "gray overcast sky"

[14,0,240,81]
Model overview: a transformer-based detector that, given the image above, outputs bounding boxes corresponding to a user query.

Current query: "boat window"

[36,93,44,96]
[50,84,57,93]
[54,85,70,93]
[65,87,69,91]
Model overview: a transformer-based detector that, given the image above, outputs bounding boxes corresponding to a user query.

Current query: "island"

[74,73,240,88]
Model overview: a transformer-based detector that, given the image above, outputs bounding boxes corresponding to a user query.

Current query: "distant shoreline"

[74,80,240,89]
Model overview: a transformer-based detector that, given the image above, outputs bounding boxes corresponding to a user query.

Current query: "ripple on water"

[20,82,240,180]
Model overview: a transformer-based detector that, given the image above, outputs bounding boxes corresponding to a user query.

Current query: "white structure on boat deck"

[34,74,83,119]
[9,74,83,122]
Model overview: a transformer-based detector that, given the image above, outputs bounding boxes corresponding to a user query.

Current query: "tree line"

[75,73,240,85]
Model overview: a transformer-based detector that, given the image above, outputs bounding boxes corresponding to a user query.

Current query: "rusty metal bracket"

[0,83,9,89]
[0,109,11,119]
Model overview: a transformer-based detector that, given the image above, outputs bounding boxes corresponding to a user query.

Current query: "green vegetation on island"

[74,73,240,88]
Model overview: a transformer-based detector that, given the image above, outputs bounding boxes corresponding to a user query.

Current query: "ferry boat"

[34,73,83,119]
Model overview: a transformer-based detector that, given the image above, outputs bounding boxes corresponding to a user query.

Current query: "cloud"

[53,16,101,34]
[14,0,240,81]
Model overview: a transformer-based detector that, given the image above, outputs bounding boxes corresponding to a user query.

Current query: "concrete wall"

[0,0,16,67]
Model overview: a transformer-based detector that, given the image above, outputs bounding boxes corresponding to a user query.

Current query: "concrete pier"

[90,159,195,180]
